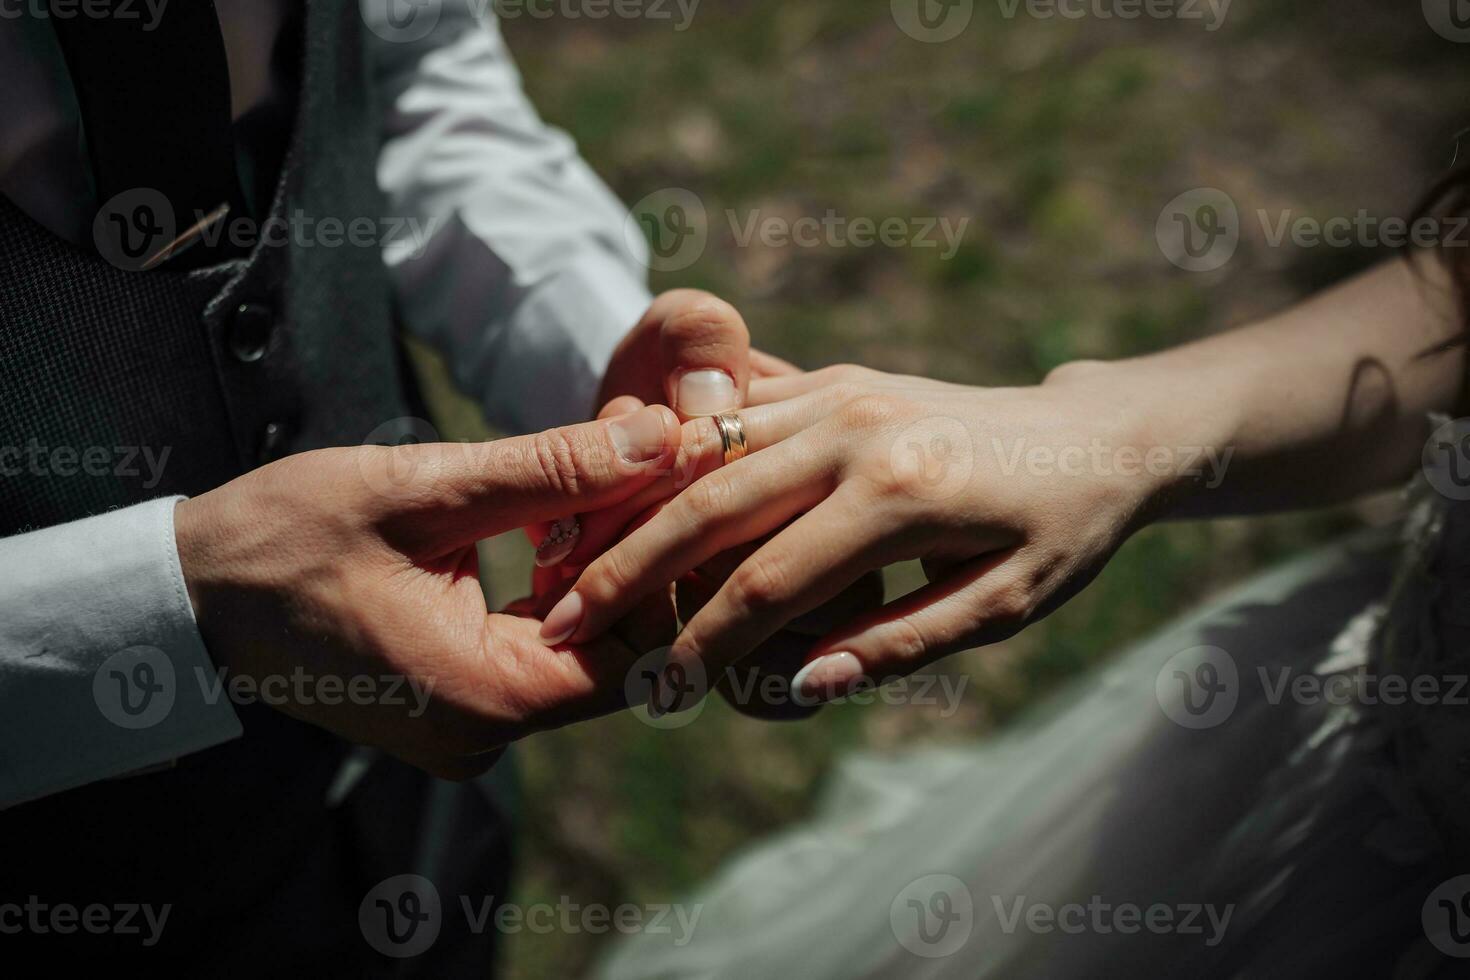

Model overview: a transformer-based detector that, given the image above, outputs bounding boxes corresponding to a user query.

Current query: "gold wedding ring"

[713,413,748,466]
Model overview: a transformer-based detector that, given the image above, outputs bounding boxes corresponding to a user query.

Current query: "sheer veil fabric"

[598,519,1458,979]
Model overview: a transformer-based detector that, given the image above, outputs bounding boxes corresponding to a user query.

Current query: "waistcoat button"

[229,303,275,363]
[258,422,289,464]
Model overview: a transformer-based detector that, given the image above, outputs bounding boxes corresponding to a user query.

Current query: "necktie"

[48,0,250,268]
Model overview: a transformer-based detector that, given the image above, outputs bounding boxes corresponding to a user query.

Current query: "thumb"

[655,289,751,420]
[372,405,680,552]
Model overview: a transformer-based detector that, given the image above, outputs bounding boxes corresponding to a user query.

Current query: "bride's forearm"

[1046,256,1467,518]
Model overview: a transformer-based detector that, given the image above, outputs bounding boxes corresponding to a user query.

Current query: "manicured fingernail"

[608,406,669,464]
[675,369,737,417]
[792,652,863,704]
[540,590,584,646]
[535,517,580,567]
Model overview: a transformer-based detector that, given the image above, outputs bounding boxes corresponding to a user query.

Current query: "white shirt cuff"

[481,252,652,433]
[0,497,243,808]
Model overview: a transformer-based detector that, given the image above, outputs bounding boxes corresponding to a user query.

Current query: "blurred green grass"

[413,4,1465,976]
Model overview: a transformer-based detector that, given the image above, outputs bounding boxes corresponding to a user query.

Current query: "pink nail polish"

[791,652,863,705]
[535,517,580,567]
[540,591,585,646]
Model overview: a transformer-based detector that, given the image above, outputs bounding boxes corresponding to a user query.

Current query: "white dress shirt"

[0,2,652,806]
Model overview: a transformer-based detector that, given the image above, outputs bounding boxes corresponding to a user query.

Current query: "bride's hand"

[541,362,1217,702]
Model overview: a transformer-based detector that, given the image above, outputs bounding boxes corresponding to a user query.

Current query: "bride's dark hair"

[1409,160,1470,411]
[1414,161,1470,319]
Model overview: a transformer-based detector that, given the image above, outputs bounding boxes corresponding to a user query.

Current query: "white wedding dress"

[596,456,1469,978]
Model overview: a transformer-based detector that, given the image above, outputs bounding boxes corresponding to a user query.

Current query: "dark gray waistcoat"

[0,3,508,969]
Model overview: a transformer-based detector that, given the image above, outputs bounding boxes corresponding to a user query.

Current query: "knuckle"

[883,615,932,664]
[982,581,1033,632]
[816,363,873,387]
[680,474,735,525]
[579,544,643,609]
[530,427,588,498]
[832,363,877,383]
[825,381,866,407]
[729,553,791,611]
[835,392,905,432]
[686,416,722,467]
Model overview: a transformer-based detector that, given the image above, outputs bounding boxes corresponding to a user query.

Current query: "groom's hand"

[520,288,758,653]
[562,289,884,719]
[173,406,680,780]
[596,289,753,421]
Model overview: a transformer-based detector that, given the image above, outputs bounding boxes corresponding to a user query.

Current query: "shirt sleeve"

[0,497,243,808]
[370,2,654,436]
